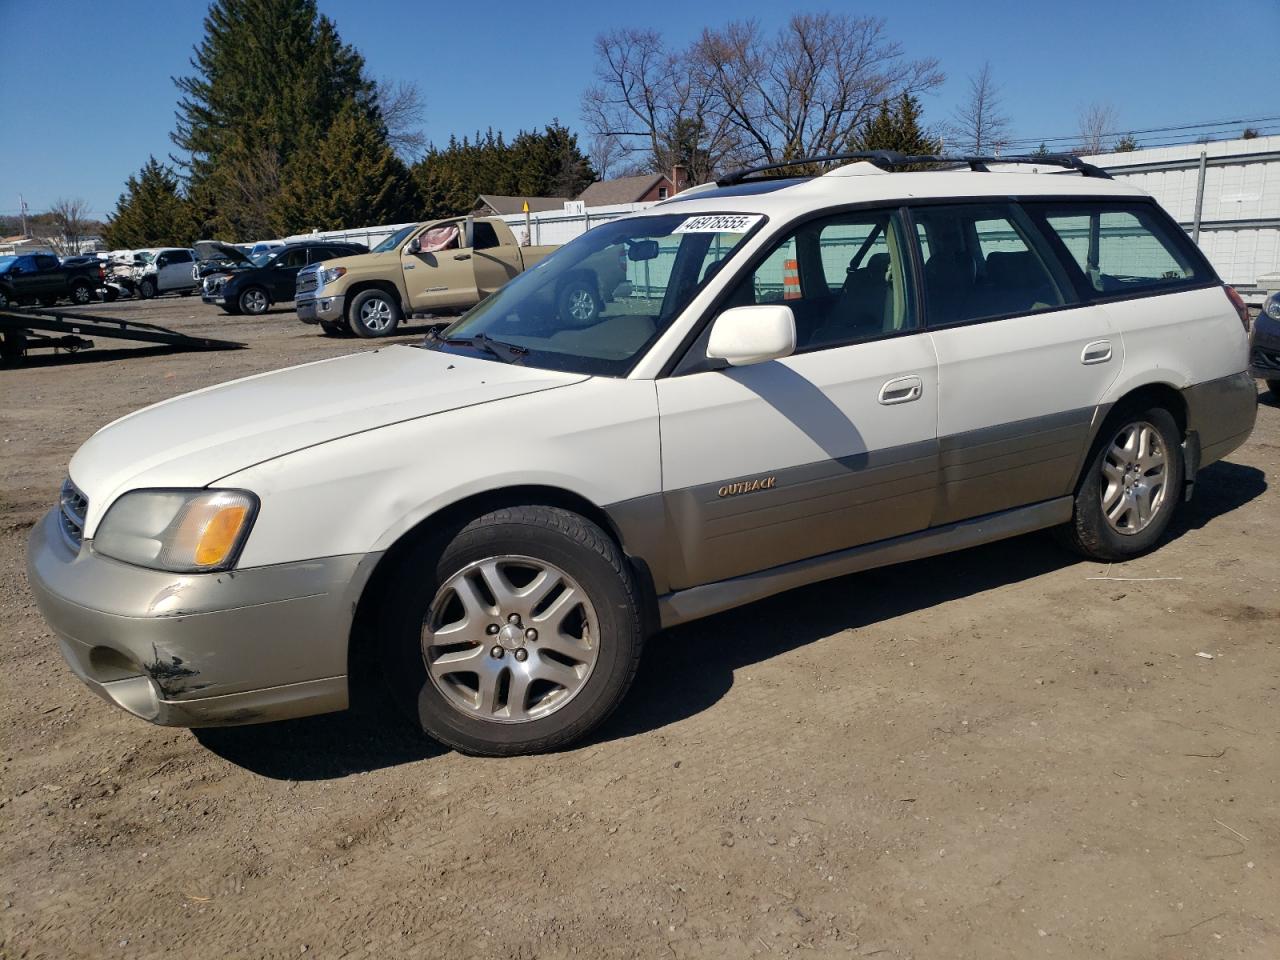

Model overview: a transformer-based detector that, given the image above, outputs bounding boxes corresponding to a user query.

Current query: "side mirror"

[706,305,796,367]
[406,236,421,255]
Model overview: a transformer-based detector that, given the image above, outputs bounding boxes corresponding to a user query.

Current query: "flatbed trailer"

[0,307,244,363]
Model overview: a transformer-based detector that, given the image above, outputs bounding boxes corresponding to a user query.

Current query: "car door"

[401,220,479,311]
[470,220,523,297]
[155,250,190,291]
[34,255,64,299]
[912,201,1120,526]
[11,256,44,300]
[655,208,939,590]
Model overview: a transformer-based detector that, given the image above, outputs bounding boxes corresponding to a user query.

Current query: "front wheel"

[1060,406,1184,561]
[348,288,402,337]
[137,277,156,299]
[381,505,645,756]
[238,286,269,315]
[556,279,600,326]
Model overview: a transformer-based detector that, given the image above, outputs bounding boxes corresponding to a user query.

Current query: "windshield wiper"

[422,329,528,364]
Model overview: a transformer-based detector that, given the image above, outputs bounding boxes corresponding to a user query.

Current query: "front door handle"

[1081,340,1113,364]
[879,375,923,405]
[453,253,472,261]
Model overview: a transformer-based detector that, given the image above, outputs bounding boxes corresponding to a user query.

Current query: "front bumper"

[1249,313,1280,382]
[201,293,227,306]
[26,508,380,727]
[296,294,344,324]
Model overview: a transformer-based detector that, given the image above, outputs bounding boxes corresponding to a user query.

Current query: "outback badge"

[717,476,777,498]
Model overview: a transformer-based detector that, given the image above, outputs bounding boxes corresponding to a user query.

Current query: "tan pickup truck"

[296,215,627,338]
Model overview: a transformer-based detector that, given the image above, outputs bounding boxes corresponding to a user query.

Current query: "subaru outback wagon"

[28,153,1257,756]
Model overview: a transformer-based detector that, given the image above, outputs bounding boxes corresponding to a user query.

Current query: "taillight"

[1224,285,1250,331]
[98,265,106,282]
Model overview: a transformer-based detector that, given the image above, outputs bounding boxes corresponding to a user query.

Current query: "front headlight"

[93,489,258,572]
[1264,292,1280,321]
[320,266,346,285]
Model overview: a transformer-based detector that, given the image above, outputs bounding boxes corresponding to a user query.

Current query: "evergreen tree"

[1114,134,1139,152]
[1033,142,1050,157]
[276,102,422,232]
[172,0,383,236]
[851,94,941,156]
[103,157,195,248]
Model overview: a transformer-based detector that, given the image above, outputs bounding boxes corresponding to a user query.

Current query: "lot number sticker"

[674,214,763,234]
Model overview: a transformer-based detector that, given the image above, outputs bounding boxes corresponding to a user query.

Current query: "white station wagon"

[28,153,1258,755]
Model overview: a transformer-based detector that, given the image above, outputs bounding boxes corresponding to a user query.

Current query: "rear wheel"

[380,505,645,756]
[1060,406,1183,561]
[348,288,401,337]
[69,280,94,305]
[556,278,600,326]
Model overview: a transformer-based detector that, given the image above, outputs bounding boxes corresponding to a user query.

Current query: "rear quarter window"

[1026,201,1210,297]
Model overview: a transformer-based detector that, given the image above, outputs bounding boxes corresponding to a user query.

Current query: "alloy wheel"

[567,288,595,321]
[243,289,268,314]
[1100,420,1169,535]
[423,556,599,723]
[359,297,393,332]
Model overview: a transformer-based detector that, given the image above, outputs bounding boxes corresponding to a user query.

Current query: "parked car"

[26,154,1258,757]
[1249,291,1280,399]
[295,215,626,338]
[0,253,103,308]
[249,240,285,261]
[130,248,199,299]
[196,240,367,315]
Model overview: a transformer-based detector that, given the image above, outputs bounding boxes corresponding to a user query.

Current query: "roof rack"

[716,151,1111,186]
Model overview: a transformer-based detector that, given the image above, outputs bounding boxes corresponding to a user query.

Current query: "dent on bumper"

[26,509,381,727]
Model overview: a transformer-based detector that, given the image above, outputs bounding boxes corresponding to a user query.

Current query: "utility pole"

[18,194,29,236]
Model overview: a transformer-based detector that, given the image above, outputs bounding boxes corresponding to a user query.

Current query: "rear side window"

[911,203,1073,327]
[1030,202,1208,295]
[472,222,500,250]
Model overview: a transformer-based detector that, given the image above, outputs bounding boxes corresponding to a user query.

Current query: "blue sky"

[0,0,1276,220]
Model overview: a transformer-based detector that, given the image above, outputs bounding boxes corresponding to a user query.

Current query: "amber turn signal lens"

[192,504,250,566]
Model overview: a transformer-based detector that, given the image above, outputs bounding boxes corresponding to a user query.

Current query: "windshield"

[372,225,416,254]
[0,256,15,272]
[433,212,762,375]
[251,251,275,266]
[136,252,155,264]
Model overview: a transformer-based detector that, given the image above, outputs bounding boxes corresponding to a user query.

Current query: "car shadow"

[194,459,1266,779]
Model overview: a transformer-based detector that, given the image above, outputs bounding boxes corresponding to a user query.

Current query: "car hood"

[70,346,588,531]
[194,240,252,266]
[323,249,399,273]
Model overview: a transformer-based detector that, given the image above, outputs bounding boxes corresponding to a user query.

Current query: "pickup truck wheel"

[557,279,600,325]
[69,280,94,305]
[380,505,645,756]
[137,277,157,299]
[238,286,270,315]
[348,289,401,337]
[1058,406,1183,562]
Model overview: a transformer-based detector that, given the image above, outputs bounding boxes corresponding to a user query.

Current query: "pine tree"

[276,102,421,232]
[1114,134,1139,152]
[103,157,195,248]
[851,94,941,156]
[172,0,382,236]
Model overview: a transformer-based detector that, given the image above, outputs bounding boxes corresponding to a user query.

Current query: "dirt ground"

[1,297,1277,960]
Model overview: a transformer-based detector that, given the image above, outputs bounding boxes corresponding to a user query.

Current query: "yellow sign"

[522,200,530,213]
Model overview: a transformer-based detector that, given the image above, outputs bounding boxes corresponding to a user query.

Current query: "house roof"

[576,174,669,206]
[474,195,570,215]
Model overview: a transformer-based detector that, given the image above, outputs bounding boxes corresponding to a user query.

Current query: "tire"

[319,321,347,337]
[556,278,600,326]
[238,286,270,315]
[1059,405,1184,562]
[348,288,402,338]
[69,280,94,306]
[1267,380,1280,400]
[137,277,157,299]
[380,505,645,756]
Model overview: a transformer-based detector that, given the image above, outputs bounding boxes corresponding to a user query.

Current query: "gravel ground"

[1,296,1278,959]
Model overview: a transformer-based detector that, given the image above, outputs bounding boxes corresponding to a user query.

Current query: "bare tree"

[950,61,1010,156]
[49,197,92,255]
[586,132,624,181]
[582,28,743,184]
[376,78,428,160]
[691,14,944,164]
[1077,101,1119,155]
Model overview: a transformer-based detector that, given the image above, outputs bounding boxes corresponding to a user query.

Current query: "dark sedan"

[198,240,367,315]
[1250,291,1280,399]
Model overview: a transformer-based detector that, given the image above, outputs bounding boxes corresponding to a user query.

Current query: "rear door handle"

[453,253,472,261]
[1081,340,1113,364]
[879,375,923,405]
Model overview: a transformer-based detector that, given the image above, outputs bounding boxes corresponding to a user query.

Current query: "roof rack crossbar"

[717,152,1111,185]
